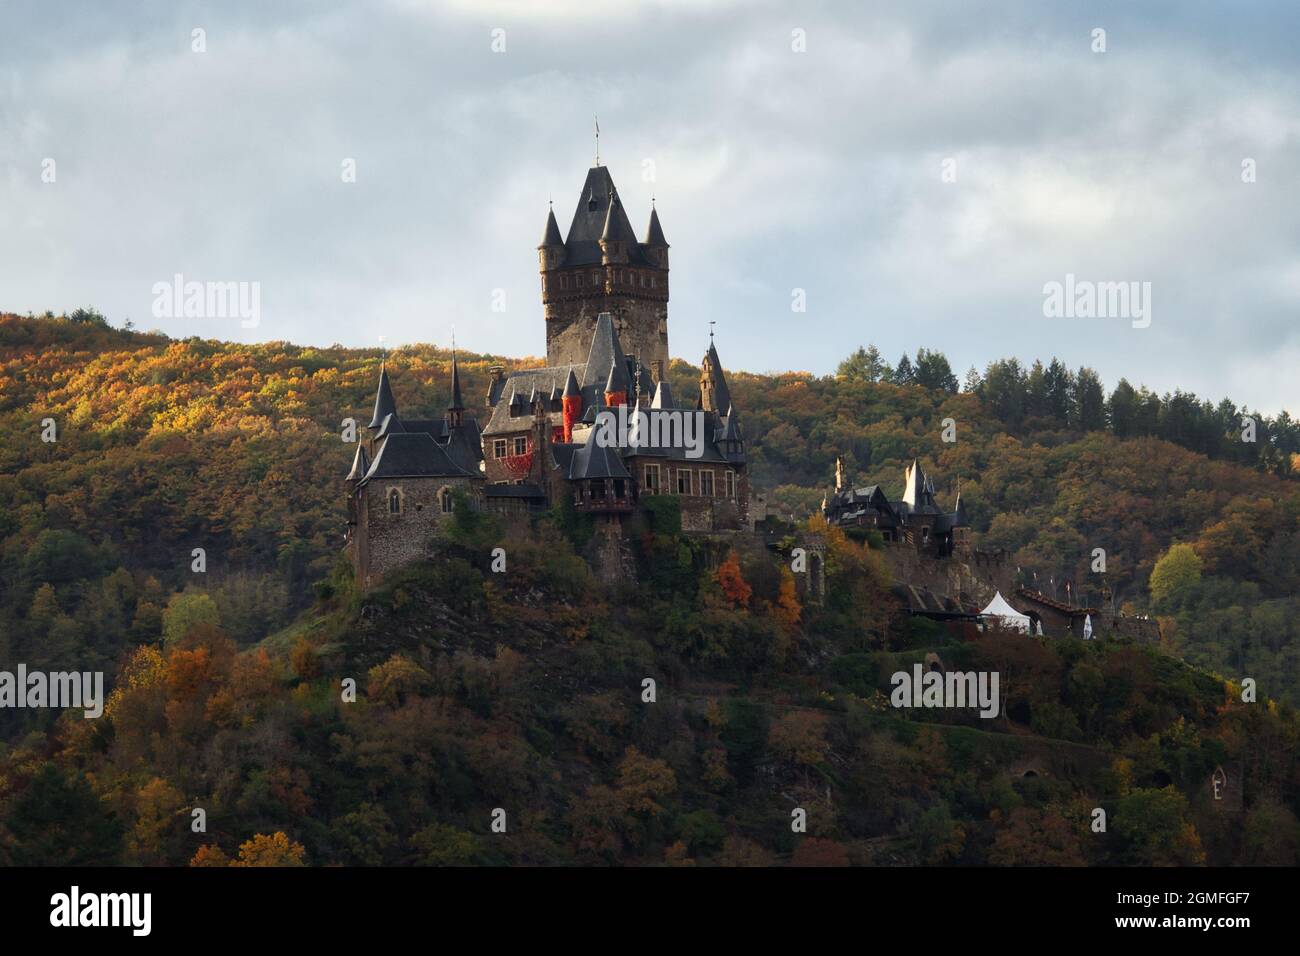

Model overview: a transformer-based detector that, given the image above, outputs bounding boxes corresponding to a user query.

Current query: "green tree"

[836,345,887,383]
[8,765,124,865]
[161,590,221,645]
[1149,543,1203,609]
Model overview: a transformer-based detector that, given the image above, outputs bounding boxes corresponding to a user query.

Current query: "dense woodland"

[0,311,1297,866]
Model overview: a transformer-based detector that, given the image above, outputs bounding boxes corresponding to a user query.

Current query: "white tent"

[980,591,1033,633]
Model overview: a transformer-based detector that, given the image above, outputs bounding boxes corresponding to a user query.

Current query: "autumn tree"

[716,550,752,608]
[231,832,307,867]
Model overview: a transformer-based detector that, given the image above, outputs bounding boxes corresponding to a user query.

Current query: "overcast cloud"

[1,0,1297,413]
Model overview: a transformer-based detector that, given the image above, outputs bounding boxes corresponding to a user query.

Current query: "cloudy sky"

[2,0,1297,413]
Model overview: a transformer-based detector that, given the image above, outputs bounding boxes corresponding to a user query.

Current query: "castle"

[345,158,755,589]
[822,455,970,557]
[339,152,1160,645]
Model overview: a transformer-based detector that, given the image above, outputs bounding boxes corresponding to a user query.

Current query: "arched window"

[440,487,454,513]
[388,488,401,514]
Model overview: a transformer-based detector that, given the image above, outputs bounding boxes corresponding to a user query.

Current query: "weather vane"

[594,115,600,166]
[709,320,716,343]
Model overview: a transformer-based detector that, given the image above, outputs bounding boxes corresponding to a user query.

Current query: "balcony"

[573,491,636,513]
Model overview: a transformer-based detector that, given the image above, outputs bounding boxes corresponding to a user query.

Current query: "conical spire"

[563,368,581,397]
[345,443,369,482]
[651,377,674,409]
[601,191,620,241]
[539,205,563,248]
[604,355,629,395]
[720,403,743,442]
[644,205,668,246]
[448,349,464,412]
[902,459,925,508]
[367,363,398,429]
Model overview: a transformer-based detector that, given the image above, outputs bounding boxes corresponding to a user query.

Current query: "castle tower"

[561,368,582,441]
[698,340,732,415]
[539,163,669,371]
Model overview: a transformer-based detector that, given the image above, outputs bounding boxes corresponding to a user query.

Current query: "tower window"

[577,273,584,288]
[724,471,737,498]
[388,488,402,514]
[440,488,454,513]
[643,464,660,493]
[560,275,569,290]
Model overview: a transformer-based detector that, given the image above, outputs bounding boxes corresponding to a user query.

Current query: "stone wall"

[543,280,668,369]
[355,476,480,589]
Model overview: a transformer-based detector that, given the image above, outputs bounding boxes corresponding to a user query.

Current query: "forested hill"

[1,311,1299,867]
[2,311,1296,696]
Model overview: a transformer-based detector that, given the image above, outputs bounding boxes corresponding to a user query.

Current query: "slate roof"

[539,206,563,248]
[482,315,649,436]
[650,378,673,409]
[345,444,369,481]
[701,342,732,415]
[361,432,473,483]
[368,365,397,429]
[569,426,631,480]
[562,166,655,267]
[485,482,547,499]
[644,205,668,247]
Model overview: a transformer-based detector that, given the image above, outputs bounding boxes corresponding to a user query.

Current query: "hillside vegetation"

[0,312,1297,866]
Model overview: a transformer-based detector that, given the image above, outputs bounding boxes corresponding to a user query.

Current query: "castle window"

[440,487,453,513]
[577,273,585,288]
[388,488,402,515]
[493,439,507,459]
[676,468,692,495]
[643,464,660,494]
[591,272,600,286]
[724,470,737,498]
[650,276,656,289]
[560,275,569,290]
[513,436,528,456]
[699,470,715,496]
[640,274,647,288]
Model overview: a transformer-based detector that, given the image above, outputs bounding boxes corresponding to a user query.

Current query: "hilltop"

[0,311,1298,866]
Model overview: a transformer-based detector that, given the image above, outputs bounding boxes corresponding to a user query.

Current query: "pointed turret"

[642,202,669,268]
[538,204,566,271]
[447,349,465,428]
[603,356,629,407]
[902,459,925,509]
[561,368,582,442]
[345,443,369,483]
[718,404,745,461]
[599,190,630,265]
[698,340,732,415]
[650,378,674,409]
[367,364,398,429]
[540,205,563,248]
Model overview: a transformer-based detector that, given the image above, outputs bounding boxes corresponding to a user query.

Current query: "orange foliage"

[716,550,752,608]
